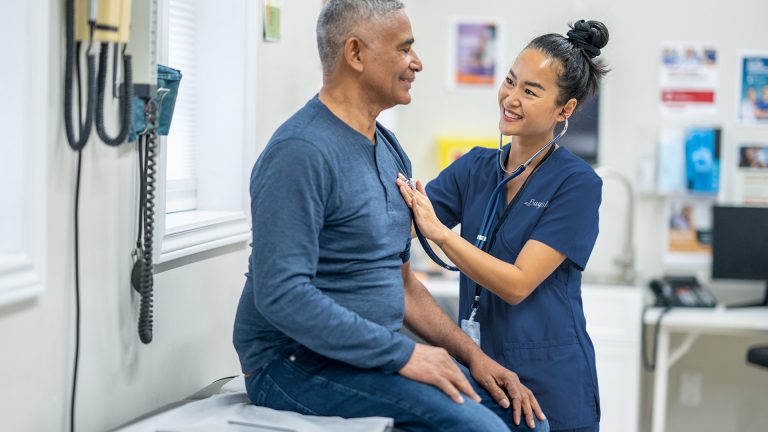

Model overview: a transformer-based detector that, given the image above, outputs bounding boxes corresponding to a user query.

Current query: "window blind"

[166,0,198,213]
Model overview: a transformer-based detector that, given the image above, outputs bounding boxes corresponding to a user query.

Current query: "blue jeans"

[245,346,550,432]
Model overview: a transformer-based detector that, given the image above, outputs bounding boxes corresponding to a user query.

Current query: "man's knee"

[435,400,510,432]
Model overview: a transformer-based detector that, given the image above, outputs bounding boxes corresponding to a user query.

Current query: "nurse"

[397,20,609,432]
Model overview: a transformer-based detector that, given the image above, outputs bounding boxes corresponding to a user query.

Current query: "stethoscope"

[410,117,569,273]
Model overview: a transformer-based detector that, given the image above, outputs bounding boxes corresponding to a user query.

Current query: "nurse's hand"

[468,353,546,428]
[396,174,449,244]
[399,344,482,405]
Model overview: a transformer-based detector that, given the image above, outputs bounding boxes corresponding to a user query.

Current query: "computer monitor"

[562,92,599,165]
[711,205,768,307]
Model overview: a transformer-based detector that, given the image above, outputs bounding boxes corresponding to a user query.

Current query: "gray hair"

[316,0,405,75]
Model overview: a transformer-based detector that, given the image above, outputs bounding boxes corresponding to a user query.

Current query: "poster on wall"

[436,137,495,170]
[684,127,720,194]
[263,0,282,42]
[447,17,504,90]
[656,127,687,193]
[663,198,713,266]
[659,42,718,118]
[734,144,768,204]
[737,52,768,124]
[656,126,721,194]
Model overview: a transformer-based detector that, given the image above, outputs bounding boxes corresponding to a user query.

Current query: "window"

[154,0,252,263]
[166,0,198,213]
[0,1,47,306]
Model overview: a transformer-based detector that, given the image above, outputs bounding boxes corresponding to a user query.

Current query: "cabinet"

[582,284,644,432]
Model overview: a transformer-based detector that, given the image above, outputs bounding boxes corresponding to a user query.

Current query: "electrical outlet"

[679,370,703,406]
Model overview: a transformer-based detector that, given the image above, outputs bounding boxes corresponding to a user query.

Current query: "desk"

[644,306,768,432]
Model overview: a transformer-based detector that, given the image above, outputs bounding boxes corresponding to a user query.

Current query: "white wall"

[2,1,765,431]
[400,1,768,431]
[399,0,767,286]
[0,0,26,254]
[0,1,322,431]
[255,3,324,148]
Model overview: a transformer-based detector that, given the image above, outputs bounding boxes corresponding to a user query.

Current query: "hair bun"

[566,20,609,59]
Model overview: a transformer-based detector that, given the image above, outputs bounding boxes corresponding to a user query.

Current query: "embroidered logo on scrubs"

[523,198,549,209]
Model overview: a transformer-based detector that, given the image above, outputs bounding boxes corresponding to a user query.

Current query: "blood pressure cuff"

[129,64,182,142]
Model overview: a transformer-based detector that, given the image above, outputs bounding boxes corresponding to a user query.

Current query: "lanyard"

[468,143,557,312]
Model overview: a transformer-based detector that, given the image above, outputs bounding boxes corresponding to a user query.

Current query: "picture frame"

[446,17,505,90]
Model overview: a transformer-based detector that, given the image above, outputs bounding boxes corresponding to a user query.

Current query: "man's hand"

[399,344,482,404]
[468,352,546,428]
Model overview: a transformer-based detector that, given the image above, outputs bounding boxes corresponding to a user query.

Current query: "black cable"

[129,108,157,345]
[70,151,83,432]
[66,1,96,428]
[112,43,119,99]
[69,24,86,432]
[641,305,672,372]
[69,46,85,432]
[96,42,133,146]
[138,129,158,344]
[75,41,82,130]
[131,136,146,306]
[136,136,146,247]
[64,0,96,151]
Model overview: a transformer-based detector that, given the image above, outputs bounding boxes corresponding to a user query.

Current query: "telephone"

[643,276,717,372]
[649,276,717,308]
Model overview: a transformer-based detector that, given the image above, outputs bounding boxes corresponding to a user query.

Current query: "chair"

[747,345,768,368]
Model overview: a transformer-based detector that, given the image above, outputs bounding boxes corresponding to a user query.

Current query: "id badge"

[461,319,481,346]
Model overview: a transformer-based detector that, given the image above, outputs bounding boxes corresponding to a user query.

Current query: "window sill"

[0,254,43,307]
[157,210,251,264]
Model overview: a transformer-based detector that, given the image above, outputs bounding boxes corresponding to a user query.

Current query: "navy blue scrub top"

[426,144,603,430]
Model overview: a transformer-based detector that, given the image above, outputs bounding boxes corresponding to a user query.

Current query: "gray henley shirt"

[233,95,415,375]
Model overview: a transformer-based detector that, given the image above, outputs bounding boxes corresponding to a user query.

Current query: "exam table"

[111,375,395,432]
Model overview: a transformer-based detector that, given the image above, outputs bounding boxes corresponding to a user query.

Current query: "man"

[233,1,549,431]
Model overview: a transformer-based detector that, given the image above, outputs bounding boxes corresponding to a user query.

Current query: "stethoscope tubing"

[414,119,569,272]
